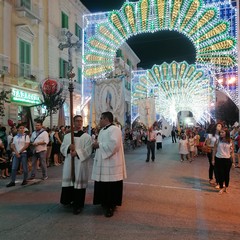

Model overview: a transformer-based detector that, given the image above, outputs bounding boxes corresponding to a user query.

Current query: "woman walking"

[212,128,233,194]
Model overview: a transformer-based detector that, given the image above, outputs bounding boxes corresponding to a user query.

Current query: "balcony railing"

[17,63,39,80]
[115,57,125,70]
[0,54,10,76]
[15,0,42,23]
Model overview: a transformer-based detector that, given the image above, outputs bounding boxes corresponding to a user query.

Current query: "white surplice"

[61,132,92,189]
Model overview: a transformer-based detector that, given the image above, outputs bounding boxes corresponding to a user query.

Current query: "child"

[179,134,190,162]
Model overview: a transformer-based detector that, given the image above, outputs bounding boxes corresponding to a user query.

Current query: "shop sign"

[11,88,41,104]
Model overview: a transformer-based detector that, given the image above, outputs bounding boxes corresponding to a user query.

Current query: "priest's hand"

[69,144,75,151]
[92,141,99,149]
[70,150,77,157]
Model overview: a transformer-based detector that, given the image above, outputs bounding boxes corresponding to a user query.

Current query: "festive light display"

[82,0,238,123]
[132,62,212,124]
[83,0,237,78]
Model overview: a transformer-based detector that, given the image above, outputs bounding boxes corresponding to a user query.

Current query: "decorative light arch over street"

[131,61,212,124]
[83,0,237,78]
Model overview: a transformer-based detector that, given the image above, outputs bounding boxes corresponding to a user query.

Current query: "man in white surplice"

[60,115,92,215]
[92,111,127,217]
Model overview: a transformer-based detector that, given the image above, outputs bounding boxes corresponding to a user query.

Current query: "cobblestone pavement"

[0,137,240,240]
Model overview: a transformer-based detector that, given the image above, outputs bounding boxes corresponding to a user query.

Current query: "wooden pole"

[68,74,75,183]
[66,31,75,183]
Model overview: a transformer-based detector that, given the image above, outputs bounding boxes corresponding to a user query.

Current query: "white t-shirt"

[13,134,30,154]
[216,140,232,159]
[207,134,219,147]
[156,130,162,142]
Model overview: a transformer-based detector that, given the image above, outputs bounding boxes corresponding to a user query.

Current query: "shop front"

[10,88,41,131]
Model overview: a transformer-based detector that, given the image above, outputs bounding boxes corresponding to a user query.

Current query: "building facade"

[0,0,140,131]
[0,0,46,131]
[0,0,89,131]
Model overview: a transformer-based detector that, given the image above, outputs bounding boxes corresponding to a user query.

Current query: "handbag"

[202,145,211,153]
[27,144,35,158]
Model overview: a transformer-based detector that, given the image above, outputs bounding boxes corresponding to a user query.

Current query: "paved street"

[0,137,240,240]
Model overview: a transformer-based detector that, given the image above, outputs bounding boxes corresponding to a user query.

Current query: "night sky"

[80,0,196,70]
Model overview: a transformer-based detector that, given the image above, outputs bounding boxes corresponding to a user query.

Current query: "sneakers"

[41,176,48,180]
[6,182,15,188]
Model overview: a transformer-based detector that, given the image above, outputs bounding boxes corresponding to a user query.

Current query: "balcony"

[15,0,42,24]
[12,63,42,89]
[125,63,131,73]
[115,57,125,70]
[0,54,10,77]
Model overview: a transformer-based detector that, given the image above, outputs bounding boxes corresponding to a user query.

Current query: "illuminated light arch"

[131,61,212,124]
[83,0,237,78]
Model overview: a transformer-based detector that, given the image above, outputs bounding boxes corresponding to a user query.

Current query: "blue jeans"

[31,151,47,178]
[11,152,28,182]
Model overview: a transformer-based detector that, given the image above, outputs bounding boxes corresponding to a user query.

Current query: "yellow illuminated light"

[140,0,149,31]
[99,26,120,45]
[124,5,136,33]
[196,22,227,43]
[157,0,165,28]
[170,0,182,29]
[180,0,200,31]
[200,39,235,53]
[86,54,112,63]
[111,13,127,37]
[90,39,115,53]
[189,9,216,36]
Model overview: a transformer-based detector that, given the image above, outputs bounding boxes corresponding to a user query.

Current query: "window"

[77,67,82,84]
[127,59,132,67]
[59,58,68,78]
[19,38,31,77]
[21,0,31,10]
[75,23,82,40]
[61,12,69,29]
[116,49,123,58]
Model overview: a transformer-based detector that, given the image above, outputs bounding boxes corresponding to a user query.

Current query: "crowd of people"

[0,121,68,182]
[1,117,240,217]
[172,122,238,194]
[0,112,127,218]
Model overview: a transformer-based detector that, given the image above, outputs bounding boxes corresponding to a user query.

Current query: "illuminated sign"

[11,88,41,104]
